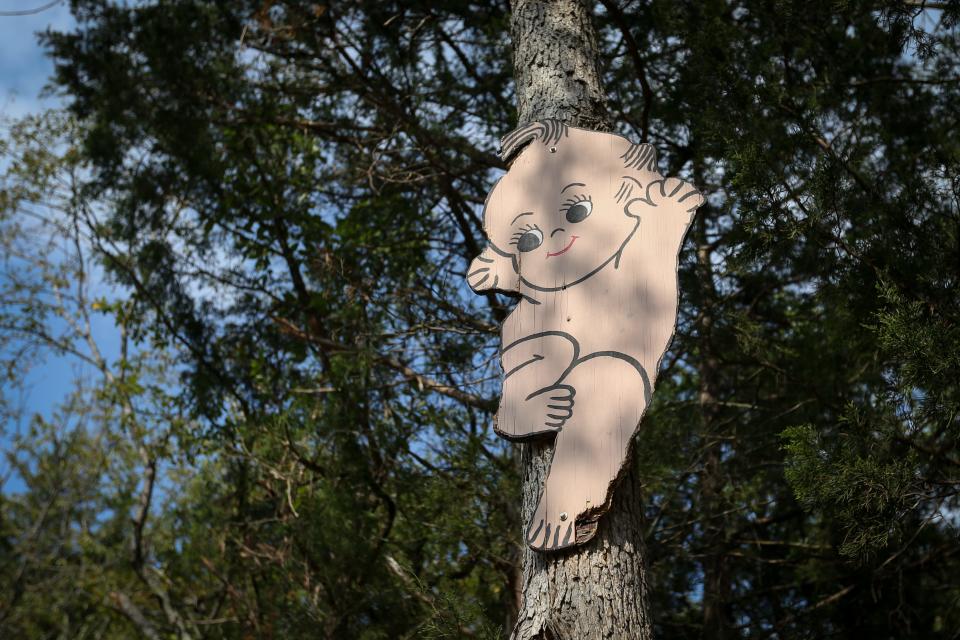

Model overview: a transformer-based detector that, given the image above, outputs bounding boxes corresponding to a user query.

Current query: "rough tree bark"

[508,2,654,639]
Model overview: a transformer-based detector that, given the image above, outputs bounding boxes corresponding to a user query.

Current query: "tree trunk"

[695,186,733,640]
[508,2,653,639]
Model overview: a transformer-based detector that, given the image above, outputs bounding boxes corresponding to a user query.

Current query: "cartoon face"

[481,128,650,292]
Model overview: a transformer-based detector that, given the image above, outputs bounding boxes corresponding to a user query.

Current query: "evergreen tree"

[0,1,957,638]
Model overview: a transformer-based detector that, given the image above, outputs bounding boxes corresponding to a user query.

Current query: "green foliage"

[782,421,917,561]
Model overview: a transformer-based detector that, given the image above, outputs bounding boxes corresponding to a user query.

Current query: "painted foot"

[526,512,577,551]
[525,507,600,551]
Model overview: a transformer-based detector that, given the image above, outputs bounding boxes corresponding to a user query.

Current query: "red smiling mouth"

[546,235,579,258]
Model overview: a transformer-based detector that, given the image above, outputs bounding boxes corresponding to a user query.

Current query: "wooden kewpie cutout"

[467,121,703,552]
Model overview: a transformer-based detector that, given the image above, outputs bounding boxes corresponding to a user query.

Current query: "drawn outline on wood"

[467,121,704,552]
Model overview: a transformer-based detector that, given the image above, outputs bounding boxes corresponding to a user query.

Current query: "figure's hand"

[525,384,575,432]
[645,177,704,212]
[467,245,520,293]
[467,254,497,291]
[627,177,703,222]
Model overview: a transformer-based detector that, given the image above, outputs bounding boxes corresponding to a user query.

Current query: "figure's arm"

[496,332,578,440]
[624,177,704,374]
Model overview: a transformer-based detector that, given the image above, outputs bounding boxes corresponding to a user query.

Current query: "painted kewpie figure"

[467,121,703,551]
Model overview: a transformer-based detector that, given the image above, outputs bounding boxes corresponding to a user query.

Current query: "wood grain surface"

[468,121,703,552]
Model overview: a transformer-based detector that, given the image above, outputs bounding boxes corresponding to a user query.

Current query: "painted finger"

[644,180,665,205]
[665,177,684,197]
[470,273,490,288]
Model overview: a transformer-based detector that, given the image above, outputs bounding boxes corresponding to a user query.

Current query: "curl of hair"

[499,121,658,176]
[620,142,658,172]
[498,119,569,162]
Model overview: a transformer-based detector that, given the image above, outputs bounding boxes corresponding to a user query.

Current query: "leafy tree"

[0,1,957,638]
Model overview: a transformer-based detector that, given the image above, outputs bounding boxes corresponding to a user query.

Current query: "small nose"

[550,227,566,238]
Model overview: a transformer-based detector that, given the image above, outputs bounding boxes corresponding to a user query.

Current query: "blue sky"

[0,1,74,119]
[0,2,120,492]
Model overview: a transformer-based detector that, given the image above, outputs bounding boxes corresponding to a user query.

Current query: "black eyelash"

[509,223,540,245]
[560,193,592,214]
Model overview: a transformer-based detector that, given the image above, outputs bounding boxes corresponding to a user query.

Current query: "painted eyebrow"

[511,211,534,225]
[561,182,586,193]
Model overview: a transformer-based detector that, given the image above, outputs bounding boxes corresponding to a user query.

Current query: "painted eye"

[565,200,592,223]
[517,229,543,252]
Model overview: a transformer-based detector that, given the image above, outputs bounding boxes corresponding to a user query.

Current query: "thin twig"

[0,0,61,17]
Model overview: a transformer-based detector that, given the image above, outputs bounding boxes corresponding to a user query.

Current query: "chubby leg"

[495,332,578,441]
[526,355,650,551]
